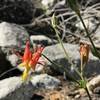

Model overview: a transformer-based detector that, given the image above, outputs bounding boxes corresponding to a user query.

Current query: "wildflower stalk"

[52,16,93,100]
[79,43,92,99]
[67,0,98,98]
[51,14,71,64]
[51,14,82,80]
[79,70,92,100]
[79,78,92,100]
[52,5,92,99]
[80,76,92,100]
[80,58,85,80]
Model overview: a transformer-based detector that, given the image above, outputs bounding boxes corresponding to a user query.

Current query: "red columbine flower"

[18,41,44,81]
[29,47,44,70]
[80,43,90,65]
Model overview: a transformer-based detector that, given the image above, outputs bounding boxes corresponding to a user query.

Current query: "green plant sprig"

[51,13,83,80]
[67,0,93,99]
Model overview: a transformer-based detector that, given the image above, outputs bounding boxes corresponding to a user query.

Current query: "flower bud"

[80,43,90,65]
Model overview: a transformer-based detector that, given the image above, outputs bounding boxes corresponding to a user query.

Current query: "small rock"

[75,94,81,99]
[94,87,100,94]
[31,74,60,89]
[30,35,57,46]
[87,75,100,92]
[68,91,79,97]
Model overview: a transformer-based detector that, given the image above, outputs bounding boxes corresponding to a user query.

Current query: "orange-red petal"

[29,47,44,70]
[22,41,32,62]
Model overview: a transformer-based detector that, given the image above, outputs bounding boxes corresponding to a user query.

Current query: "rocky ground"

[0,0,100,100]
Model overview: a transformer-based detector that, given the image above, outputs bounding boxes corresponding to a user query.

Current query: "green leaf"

[79,79,87,89]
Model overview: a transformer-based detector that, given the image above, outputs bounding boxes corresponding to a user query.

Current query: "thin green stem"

[42,53,63,69]
[54,28,71,64]
[79,62,91,100]
[80,57,86,80]
[76,12,93,100]
[80,55,83,76]
[80,60,83,79]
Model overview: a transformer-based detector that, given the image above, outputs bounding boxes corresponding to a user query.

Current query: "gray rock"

[31,74,60,89]
[0,22,29,47]
[0,77,34,100]
[0,22,29,76]
[42,43,100,78]
[0,77,22,99]
[0,74,60,100]
[30,35,57,46]
[0,22,29,61]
